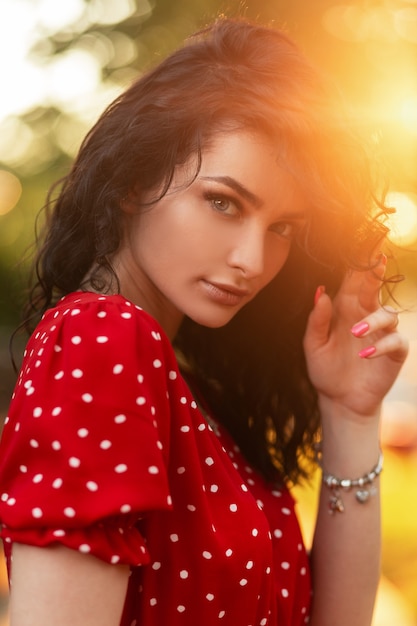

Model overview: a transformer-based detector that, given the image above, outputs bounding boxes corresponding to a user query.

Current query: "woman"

[0,16,408,626]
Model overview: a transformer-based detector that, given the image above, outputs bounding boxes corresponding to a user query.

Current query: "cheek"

[263,240,292,284]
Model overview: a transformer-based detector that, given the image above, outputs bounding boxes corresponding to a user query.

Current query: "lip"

[201,280,250,306]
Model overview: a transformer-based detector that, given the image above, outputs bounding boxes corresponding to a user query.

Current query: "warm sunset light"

[386,191,417,246]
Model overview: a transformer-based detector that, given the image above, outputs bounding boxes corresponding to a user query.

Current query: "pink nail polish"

[359,346,376,359]
[351,321,369,337]
[314,285,325,306]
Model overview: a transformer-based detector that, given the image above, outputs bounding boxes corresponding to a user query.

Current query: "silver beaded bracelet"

[314,444,384,515]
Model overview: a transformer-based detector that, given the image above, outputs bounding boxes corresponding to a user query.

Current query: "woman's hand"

[303,256,409,421]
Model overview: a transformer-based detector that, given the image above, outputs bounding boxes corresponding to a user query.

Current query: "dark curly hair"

[23,16,391,483]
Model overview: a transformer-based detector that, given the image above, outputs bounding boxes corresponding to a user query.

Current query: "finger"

[357,331,409,363]
[351,306,399,338]
[303,287,333,352]
[336,255,387,312]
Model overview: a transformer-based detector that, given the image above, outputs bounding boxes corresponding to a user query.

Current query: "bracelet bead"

[314,443,383,514]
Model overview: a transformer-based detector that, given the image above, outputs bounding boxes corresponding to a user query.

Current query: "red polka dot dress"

[0,292,311,625]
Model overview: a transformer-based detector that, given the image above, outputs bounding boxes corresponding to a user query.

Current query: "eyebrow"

[199,175,263,208]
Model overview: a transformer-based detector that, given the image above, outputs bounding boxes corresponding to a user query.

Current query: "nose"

[227,224,265,278]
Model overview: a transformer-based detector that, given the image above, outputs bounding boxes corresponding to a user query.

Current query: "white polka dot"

[32,507,43,518]
[137,374,144,383]
[153,359,162,368]
[72,369,83,378]
[180,396,187,405]
[206,593,215,601]
[281,561,290,570]
[71,309,81,316]
[77,428,88,438]
[148,466,159,475]
[52,440,61,450]
[136,396,146,406]
[120,504,131,513]
[191,401,197,409]
[54,370,64,381]
[180,426,190,433]
[177,605,185,613]
[71,336,82,345]
[33,474,43,484]
[241,484,248,492]
[100,439,112,449]
[168,370,177,380]
[202,551,212,559]
[205,457,214,466]
[246,560,254,569]
[219,611,225,618]
[300,567,307,575]
[272,490,282,497]
[96,336,109,343]
[282,507,291,515]
[97,311,106,318]
[239,579,248,586]
[115,464,128,473]
[225,549,233,557]
[198,423,206,431]
[121,312,132,319]
[30,439,39,448]
[64,507,76,517]
[82,393,93,403]
[69,457,81,468]
[111,555,120,564]
[260,619,268,625]
[274,529,283,539]
[152,561,161,570]
[7,498,16,506]
[33,407,42,418]
[252,528,259,537]
[150,598,157,606]
[229,504,238,512]
[187,504,196,512]
[52,407,62,416]
[26,387,35,396]
[113,364,123,374]
[86,481,98,491]
[151,331,161,340]
[19,465,27,473]
[210,484,219,493]
[53,529,66,537]
[281,589,289,598]
[54,344,62,352]
[79,544,91,553]
[53,478,63,488]
[114,414,126,424]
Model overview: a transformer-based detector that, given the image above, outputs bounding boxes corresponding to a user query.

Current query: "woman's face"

[115,130,307,337]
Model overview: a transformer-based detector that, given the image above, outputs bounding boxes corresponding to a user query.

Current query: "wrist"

[317,400,381,476]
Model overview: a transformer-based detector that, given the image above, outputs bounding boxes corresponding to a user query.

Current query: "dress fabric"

[0,292,311,625]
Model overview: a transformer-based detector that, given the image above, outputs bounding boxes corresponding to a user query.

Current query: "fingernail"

[359,345,376,359]
[351,321,369,337]
[314,285,325,306]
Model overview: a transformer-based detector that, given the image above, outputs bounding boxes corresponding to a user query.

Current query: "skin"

[9,129,408,626]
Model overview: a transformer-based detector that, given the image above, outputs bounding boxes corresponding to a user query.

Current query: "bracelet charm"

[314,444,383,514]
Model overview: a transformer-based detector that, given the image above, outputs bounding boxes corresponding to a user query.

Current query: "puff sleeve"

[0,293,178,566]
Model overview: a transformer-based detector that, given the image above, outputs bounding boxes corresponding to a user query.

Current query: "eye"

[271,222,296,239]
[205,192,240,216]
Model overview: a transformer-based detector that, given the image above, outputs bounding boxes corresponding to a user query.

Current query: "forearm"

[309,405,382,626]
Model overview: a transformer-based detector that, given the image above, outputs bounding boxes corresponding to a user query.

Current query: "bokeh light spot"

[0,170,22,216]
[386,191,417,246]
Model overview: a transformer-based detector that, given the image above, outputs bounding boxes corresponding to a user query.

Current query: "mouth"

[201,280,251,306]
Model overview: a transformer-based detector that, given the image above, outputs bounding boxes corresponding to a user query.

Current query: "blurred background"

[0,0,416,624]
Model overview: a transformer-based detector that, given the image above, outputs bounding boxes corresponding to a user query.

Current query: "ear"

[120,185,142,214]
